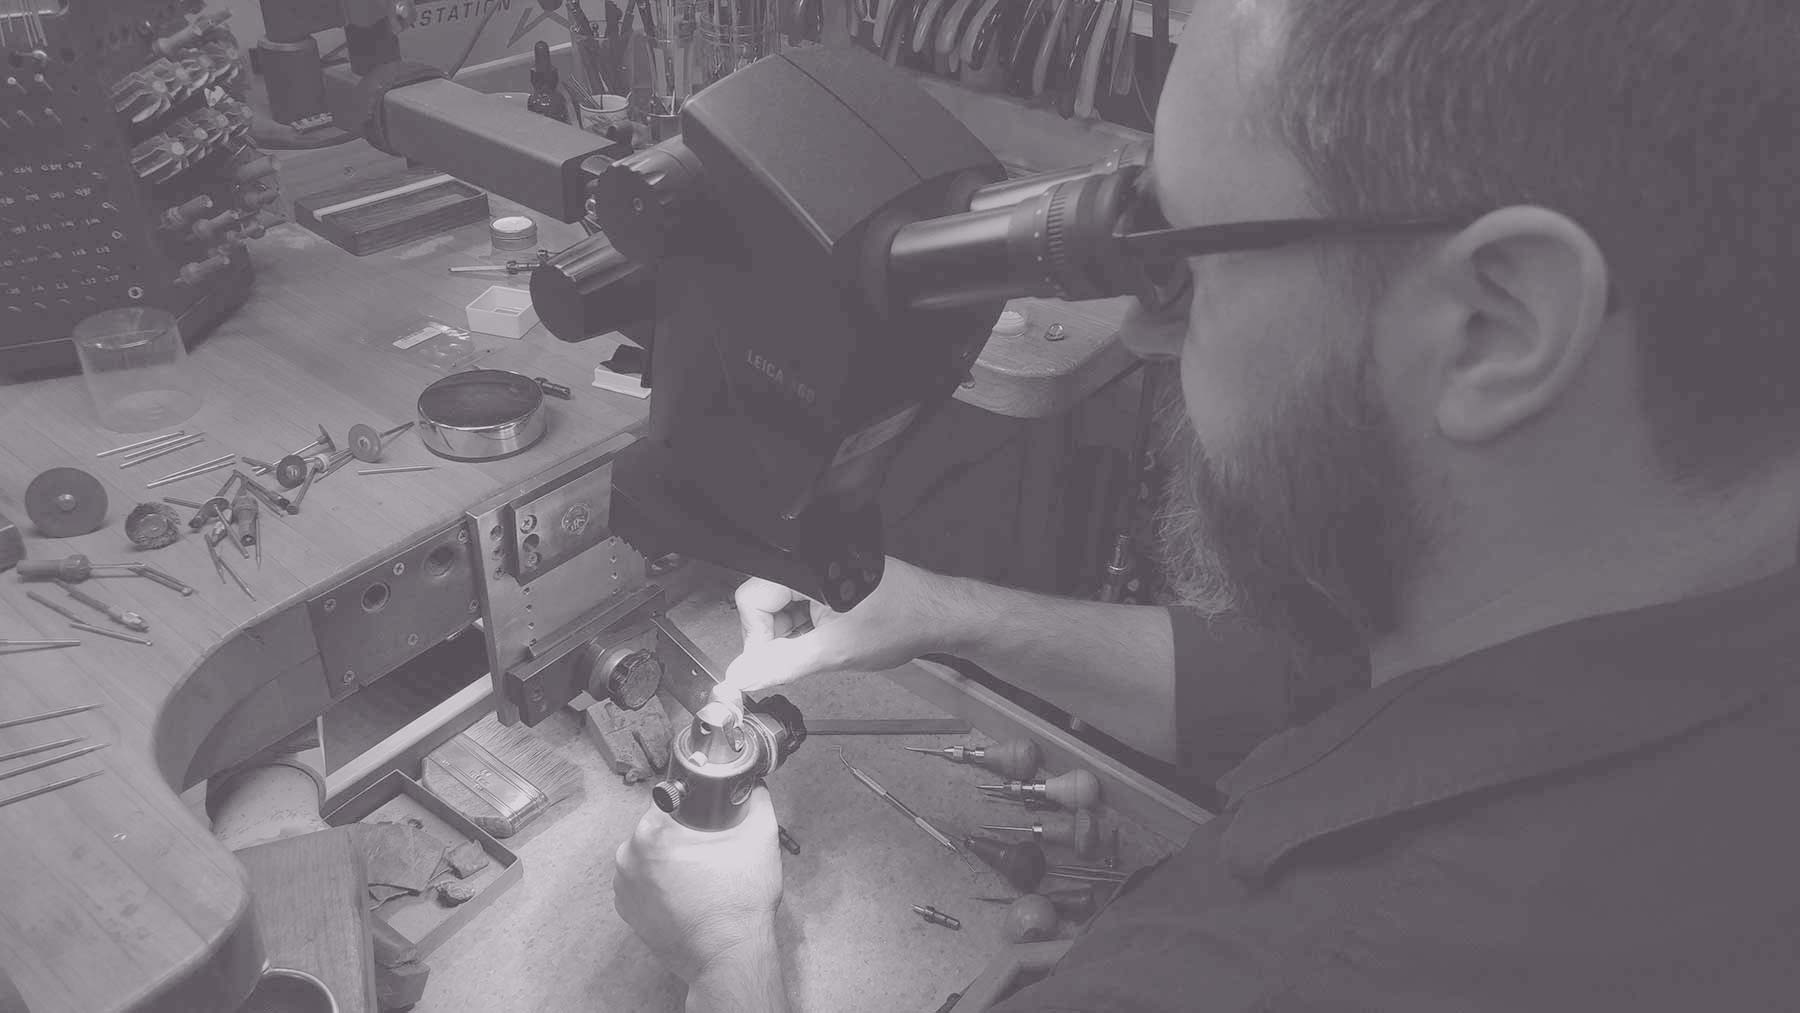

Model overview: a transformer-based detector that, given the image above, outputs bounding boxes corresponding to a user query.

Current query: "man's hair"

[1271,1,1800,491]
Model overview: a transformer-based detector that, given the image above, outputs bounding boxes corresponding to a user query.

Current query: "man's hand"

[724,557,967,692]
[613,787,784,990]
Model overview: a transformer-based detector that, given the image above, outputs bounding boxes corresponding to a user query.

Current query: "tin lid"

[490,215,539,250]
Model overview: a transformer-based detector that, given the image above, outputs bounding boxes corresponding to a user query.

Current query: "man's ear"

[1429,207,1611,444]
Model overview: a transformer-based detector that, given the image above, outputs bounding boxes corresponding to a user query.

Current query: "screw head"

[523,549,541,569]
[469,600,480,613]
[342,670,356,684]
[407,633,420,646]
[392,561,405,576]
[458,530,469,543]
[323,598,337,612]
[519,514,538,533]
[1045,323,1068,342]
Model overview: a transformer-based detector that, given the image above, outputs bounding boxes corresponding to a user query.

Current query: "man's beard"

[1148,340,1426,656]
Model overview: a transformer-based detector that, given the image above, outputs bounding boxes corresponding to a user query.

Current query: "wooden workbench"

[0,143,1196,1013]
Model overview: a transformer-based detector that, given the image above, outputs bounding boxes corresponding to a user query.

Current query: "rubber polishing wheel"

[274,455,310,490]
[24,468,109,538]
[348,424,383,463]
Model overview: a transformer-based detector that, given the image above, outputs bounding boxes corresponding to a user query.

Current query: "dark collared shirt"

[990,566,1800,1011]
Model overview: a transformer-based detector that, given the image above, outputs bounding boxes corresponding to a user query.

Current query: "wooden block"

[582,699,671,781]
[235,827,380,1013]
[293,168,491,256]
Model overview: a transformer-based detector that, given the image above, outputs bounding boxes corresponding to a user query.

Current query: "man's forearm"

[686,934,788,1013]
[937,578,1178,762]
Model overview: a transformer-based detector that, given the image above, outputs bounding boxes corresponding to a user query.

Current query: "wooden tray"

[324,770,522,959]
[294,169,491,256]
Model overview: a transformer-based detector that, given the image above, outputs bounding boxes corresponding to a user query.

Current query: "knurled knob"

[607,650,663,710]
[651,779,685,815]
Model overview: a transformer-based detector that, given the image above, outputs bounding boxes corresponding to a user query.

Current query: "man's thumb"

[723,634,827,693]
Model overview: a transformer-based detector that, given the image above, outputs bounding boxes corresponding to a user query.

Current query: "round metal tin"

[416,369,548,462]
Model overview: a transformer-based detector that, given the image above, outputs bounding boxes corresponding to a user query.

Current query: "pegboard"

[0,0,279,377]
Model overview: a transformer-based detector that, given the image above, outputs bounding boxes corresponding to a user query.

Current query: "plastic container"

[579,94,630,136]
[465,285,539,338]
[72,306,203,434]
[489,215,538,255]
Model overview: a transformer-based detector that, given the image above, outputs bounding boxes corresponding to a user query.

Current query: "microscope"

[332,44,1178,829]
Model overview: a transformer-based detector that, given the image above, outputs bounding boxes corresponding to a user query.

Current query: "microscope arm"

[322,64,616,223]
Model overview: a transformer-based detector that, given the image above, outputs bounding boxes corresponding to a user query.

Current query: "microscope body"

[600,48,1010,612]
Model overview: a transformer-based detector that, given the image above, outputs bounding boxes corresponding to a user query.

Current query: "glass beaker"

[72,307,203,434]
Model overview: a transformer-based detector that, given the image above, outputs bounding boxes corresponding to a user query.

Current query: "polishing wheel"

[348,423,383,463]
[24,468,109,538]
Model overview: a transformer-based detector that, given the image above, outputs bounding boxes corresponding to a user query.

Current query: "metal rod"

[69,622,152,646]
[379,422,415,439]
[25,590,85,624]
[146,456,236,488]
[131,565,196,597]
[111,431,197,458]
[118,433,206,468]
[0,704,103,731]
[0,640,81,651]
[357,465,436,476]
[96,430,186,457]
[0,736,82,765]
[0,769,105,810]
[216,552,255,601]
[0,741,108,782]
[838,750,970,866]
[162,497,206,510]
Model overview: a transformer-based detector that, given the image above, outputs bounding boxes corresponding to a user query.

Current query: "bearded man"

[614,2,1800,1008]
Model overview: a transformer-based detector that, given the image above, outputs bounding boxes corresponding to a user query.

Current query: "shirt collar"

[1214,564,1800,884]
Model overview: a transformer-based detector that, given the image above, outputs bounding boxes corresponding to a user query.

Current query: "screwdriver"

[963,833,1047,893]
[978,769,1101,810]
[975,884,1100,921]
[980,809,1101,859]
[54,580,150,632]
[903,739,1040,780]
[26,592,153,646]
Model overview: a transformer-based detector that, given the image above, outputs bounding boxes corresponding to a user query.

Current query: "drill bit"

[0,769,105,810]
[0,741,108,782]
[0,704,103,731]
[911,904,961,930]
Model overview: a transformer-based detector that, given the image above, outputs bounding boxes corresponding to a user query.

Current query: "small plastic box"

[465,285,538,338]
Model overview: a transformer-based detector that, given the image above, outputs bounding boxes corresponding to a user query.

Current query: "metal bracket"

[500,584,666,726]
[652,614,729,716]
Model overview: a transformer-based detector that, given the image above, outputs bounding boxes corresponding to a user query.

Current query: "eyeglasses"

[1121,215,1479,263]
[1115,215,1478,314]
